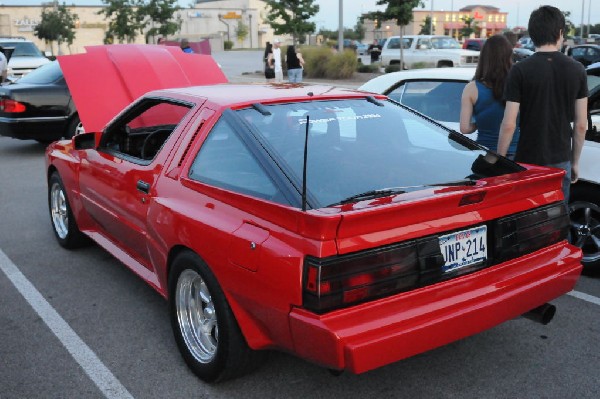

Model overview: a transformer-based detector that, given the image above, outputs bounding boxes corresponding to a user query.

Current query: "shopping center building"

[0,0,279,55]
[0,2,508,55]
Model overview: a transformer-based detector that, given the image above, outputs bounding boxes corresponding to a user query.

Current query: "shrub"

[303,46,332,78]
[412,62,428,69]
[357,63,379,73]
[224,40,233,50]
[385,64,401,73]
[324,49,358,79]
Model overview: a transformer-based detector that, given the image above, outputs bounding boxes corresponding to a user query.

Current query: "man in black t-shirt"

[368,39,382,63]
[498,5,588,202]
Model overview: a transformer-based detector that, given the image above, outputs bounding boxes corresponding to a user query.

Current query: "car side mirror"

[73,132,98,150]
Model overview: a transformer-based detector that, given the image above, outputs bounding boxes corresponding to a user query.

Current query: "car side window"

[100,99,192,163]
[188,118,278,201]
[387,80,467,123]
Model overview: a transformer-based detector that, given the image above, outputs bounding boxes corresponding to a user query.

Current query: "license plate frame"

[439,225,487,273]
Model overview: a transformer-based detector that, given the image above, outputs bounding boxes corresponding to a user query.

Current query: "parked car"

[463,38,486,51]
[380,35,479,69]
[46,45,582,382]
[356,42,368,55]
[518,36,535,51]
[0,37,50,81]
[359,67,600,271]
[567,44,600,67]
[0,60,82,143]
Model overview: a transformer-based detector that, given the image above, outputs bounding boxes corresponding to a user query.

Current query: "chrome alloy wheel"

[176,269,219,364]
[570,201,600,266]
[50,181,69,239]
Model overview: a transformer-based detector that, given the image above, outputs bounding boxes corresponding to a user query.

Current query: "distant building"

[363,5,508,42]
[0,0,280,55]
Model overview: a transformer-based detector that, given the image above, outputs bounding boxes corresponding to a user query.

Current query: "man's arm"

[571,97,588,183]
[497,101,520,156]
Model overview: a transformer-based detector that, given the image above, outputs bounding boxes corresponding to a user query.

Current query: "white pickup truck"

[380,35,479,69]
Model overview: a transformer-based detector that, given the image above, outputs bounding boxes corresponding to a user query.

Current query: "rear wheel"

[169,251,263,382]
[48,172,88,248]
[569,185,600,272]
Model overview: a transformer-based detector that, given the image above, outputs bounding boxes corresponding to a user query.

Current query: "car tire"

[66,114,84,139]
[569,184,600,272]
[48,172,89,248]
[169,251,264,382]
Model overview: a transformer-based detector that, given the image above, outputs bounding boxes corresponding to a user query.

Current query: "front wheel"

[569,185,600,272]
[169,251,263,382]
[48,172,89,248]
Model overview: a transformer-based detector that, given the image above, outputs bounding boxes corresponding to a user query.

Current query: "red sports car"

[45,45,582,382]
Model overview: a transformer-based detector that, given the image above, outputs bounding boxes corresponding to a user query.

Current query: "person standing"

[368,39,382,63]
[460,34,519,157]
[268,39,283,83]
[497,5,588,202]
[263,42,275,81]
[0,45,7,83]
[286,45,305,83]
[180,39,194,53]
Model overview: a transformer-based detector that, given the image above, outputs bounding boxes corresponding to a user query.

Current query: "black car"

[0,60,81,143]
[567,44,600,67]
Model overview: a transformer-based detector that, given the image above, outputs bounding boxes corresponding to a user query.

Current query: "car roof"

[58,44,228,132]
[154,84,373,108]
[358,67,476,94]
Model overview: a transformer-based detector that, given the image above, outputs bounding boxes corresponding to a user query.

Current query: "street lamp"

[338,0,343,52]
[430,0,434,35]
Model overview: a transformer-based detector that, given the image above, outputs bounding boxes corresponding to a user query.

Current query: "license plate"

[439,226,487,273]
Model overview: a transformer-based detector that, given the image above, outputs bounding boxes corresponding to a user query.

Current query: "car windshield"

[15,60,62,84]
[237,99,521,208]
[0,41,43,57]
[431,37,461,49]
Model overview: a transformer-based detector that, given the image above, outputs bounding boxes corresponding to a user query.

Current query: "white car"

[360,67,600,271]
[380,35,479,69]
[0,37,50,81]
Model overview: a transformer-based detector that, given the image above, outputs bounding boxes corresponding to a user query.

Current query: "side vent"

[178,122,203,167]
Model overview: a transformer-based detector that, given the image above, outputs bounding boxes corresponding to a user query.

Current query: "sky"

[3,1,600,30]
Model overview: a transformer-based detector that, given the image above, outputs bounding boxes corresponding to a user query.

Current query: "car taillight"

[0,99,26,113]
[303,238,445,313]
[493,202,569,262]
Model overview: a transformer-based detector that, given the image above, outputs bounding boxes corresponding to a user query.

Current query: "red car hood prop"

[58,44,227,133]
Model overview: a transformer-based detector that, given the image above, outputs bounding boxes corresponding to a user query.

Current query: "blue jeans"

[288,68,303,83]
[547,161,571,204]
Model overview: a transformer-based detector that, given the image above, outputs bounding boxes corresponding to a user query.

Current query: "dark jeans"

[547,161,571,204]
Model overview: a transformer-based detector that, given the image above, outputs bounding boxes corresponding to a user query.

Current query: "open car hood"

[58,44,227,132]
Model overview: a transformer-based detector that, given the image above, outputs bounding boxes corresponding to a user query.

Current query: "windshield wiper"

[330,180,476,206]
[335,188,407,205]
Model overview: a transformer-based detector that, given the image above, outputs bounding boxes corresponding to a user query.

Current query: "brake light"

[0,99,26,113]
[303,238,445,313]
[494,202,569,262]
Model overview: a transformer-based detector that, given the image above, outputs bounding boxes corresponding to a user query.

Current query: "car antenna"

[302,115,309,211]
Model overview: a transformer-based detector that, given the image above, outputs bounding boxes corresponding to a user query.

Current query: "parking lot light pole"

[338,0,344,52]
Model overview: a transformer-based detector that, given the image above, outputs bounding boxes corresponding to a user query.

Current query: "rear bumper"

[289,242,582,373]
[0,116,67,141]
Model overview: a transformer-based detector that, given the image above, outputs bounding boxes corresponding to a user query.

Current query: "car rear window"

[236,99,522,208]
[16,61,62,84]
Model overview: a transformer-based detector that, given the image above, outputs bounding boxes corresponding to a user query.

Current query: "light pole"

[429,0,434,35]
[581,0,585,38]
[338,0,344,52]
[248,13,253,48]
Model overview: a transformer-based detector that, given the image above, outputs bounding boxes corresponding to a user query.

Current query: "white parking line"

[0,249,134,399]
[568,290,600,306]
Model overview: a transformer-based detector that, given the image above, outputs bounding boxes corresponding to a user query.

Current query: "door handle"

[136,180,150,194]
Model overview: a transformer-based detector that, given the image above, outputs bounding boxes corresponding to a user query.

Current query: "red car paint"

[45,46,582,378]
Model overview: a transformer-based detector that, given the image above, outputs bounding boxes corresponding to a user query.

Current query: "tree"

[98,0,141,43]
[459,16,478,39]
[235,20,249,47]
[419,15,431,35]
[265,0,319,44]
[354,19,366,42]
[136,0,182,43]
[34,2,78,55]
[364,1,424,69]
